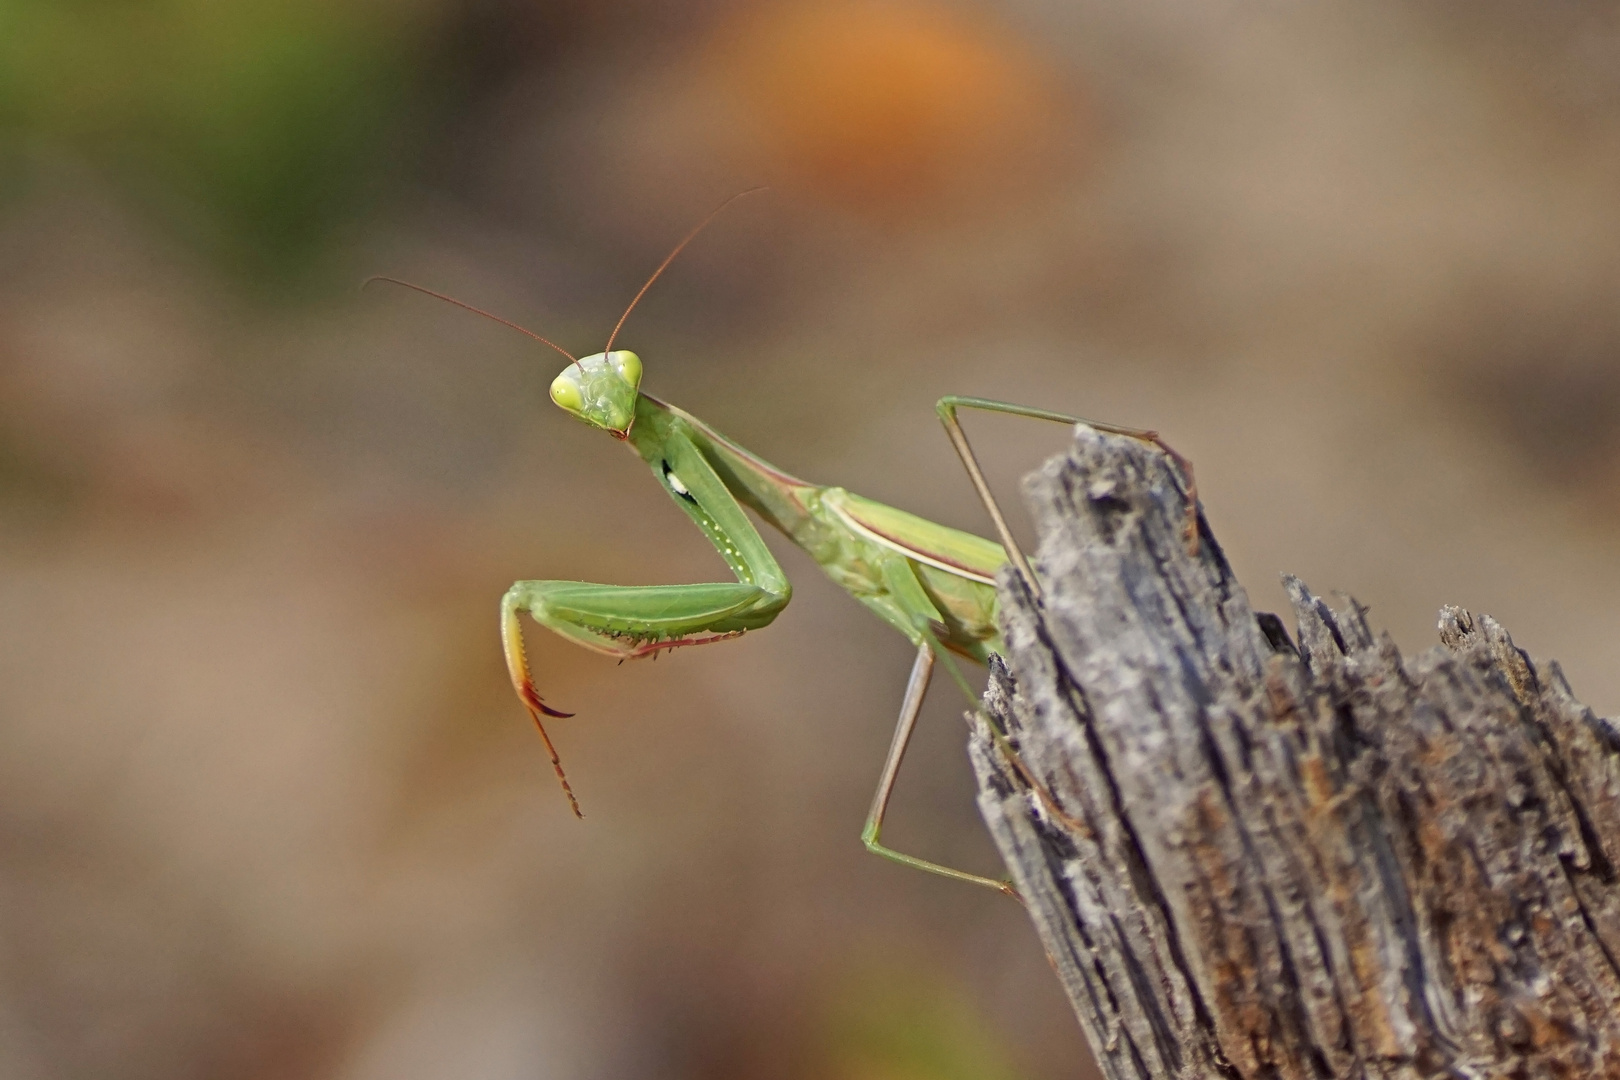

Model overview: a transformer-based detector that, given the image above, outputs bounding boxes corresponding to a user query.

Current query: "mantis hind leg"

[862,639,1019,900]
[934,396,1200,596]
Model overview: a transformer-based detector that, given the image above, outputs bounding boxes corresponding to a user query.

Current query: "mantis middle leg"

[921,396,1197,871]
[935,395,1200,596]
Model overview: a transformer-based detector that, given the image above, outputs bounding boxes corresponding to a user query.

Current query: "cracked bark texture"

[970,427,1620,1080]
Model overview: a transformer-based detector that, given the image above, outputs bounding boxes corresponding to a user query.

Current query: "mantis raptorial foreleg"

[501,577,789,820]
[501,593,582,817]
[500,420,792,818]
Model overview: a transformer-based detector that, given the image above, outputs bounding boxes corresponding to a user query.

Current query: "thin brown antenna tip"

[602,186,769,355]
[365,275,579,365]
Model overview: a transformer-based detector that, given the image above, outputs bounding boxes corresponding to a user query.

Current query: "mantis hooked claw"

[373,194,1198,897]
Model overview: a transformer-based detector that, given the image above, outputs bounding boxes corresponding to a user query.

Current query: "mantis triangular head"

[549,351,643,438]
[544,187,757,441]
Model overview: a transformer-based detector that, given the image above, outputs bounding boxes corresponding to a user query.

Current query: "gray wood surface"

[970,427,1620,1079]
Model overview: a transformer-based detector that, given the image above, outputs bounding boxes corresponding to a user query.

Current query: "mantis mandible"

[373,193,1197,897]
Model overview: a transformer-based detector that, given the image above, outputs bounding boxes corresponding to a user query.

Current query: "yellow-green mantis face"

[549,350,643,438]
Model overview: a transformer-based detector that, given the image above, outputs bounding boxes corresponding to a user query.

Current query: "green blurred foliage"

[0,0,439,285]
[823,965,1022,1080]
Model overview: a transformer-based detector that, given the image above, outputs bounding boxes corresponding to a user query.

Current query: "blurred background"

[3,1,1620,1077]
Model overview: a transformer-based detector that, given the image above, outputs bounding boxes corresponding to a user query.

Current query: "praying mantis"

[374,193,1196,898]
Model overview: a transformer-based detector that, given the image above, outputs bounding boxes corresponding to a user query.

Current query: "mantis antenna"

[366,184,764,365]
[602,186,768,356]
[363,276,580,366]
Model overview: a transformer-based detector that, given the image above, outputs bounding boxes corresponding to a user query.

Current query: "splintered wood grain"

[971,427,1620,1080]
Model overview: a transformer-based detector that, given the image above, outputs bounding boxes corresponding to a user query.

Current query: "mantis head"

[549,351,643,437]
[545,189,762,439]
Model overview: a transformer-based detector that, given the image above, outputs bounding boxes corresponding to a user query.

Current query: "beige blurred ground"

[3,3,1619,1078]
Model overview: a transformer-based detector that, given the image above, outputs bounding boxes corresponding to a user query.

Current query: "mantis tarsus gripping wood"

[371,192,1198,899]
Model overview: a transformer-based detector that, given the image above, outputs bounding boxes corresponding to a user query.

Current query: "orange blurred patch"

[708,0,1072,217]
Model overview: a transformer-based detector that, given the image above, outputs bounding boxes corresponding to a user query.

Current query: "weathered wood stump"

[970,428,1620,1080]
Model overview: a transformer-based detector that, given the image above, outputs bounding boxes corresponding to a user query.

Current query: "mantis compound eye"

[550,373,584,411]
[610,350,642,389]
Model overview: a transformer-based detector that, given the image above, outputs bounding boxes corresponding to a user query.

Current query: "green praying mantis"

[373,193,1196,898]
